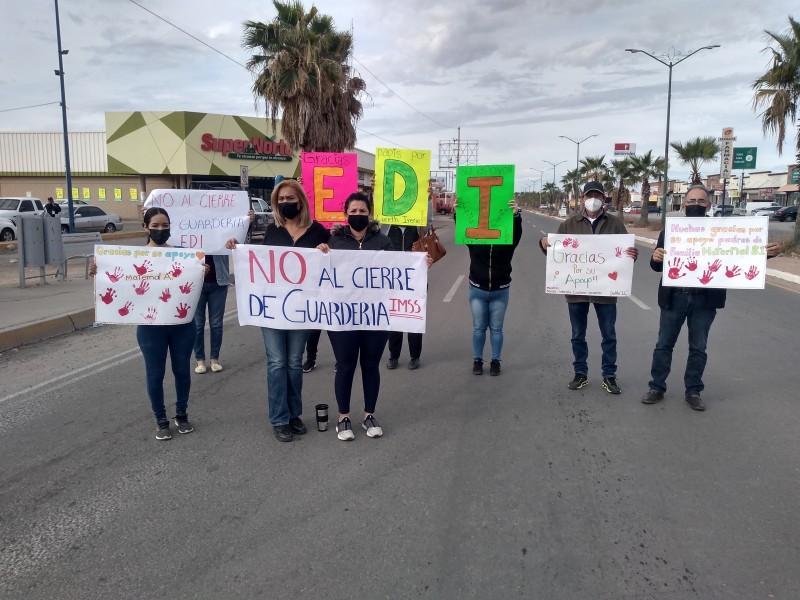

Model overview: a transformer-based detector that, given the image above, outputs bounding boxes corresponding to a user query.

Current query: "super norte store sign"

[200,133,294,161]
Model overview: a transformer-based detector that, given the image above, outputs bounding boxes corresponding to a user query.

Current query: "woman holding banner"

[227,179,330,442]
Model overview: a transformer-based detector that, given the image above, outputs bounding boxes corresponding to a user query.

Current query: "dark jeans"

[649,292,717,395]
[567,302,617,378]
[261,327,309,426]
[388,331,422,360]
[305,329,322,360]
[194,282,228,361]
[328,330,389,415]
[136,322,196,422]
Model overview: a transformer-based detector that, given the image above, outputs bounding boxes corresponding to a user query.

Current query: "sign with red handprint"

[93,244,204,324]
[545,233,635,296]
[662,216,768,289]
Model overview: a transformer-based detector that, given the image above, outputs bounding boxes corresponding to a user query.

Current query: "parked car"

[0,197,45,226]
[752,206,780,217]
[0,217,17,242]
[60,205,124,233]
[247,197,274,242]
[774,205,798,222]
[56,199,90,207]
[712,204,736,216]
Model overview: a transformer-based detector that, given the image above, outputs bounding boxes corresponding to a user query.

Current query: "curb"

[0,308,96,353]
[0,230,144,252]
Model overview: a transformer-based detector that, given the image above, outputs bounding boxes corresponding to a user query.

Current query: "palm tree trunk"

[638,181,650,227]
[794,144,800,245]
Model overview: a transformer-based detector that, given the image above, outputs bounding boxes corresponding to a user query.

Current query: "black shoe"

[289,417,307,435]
[641,389,664,404]
[302,359,316,373]
[685,394,706,411]
[472,359,483,375]
[602,377,621,394]
[174,414,194,434]
[386,357,399,370]
[155,419,172,441]
[408,358,420,370]
[489,359,501,376]
[273,424,294,442]
[568,373,588,390]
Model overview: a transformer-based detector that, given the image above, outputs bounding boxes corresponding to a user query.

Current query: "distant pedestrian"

[45,197,61,217]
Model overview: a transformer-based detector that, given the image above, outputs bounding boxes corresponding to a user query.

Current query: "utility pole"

[54,0,75,231]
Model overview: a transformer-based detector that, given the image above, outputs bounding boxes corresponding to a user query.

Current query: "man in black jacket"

[642,183,780,411]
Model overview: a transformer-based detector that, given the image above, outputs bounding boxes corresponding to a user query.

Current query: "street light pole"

[54,0,75,231]
[544,160,566,210]
[559,134,598,210]
[625,45,720,227]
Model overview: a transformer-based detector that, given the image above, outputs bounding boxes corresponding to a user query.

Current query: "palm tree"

[561,168,581,212]
[542,182,559,210]
[242,0,366,152]
[579,155,609,182]
[752,16,800,242]
[610,158,636,215]
[629,151,665,226]
[670,137,720,184]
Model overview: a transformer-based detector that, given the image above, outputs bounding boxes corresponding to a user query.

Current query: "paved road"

[1,213,799,599]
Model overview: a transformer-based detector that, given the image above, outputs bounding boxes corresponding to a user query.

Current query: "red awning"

[777,183,800,193]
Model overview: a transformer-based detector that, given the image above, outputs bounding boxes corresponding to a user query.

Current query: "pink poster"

[301,152,358,229]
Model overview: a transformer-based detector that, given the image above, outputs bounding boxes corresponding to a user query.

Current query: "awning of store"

[777,183,800,193]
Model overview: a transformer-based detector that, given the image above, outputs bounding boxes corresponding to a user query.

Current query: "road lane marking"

[628,295,651,310]
[443,275,464,303]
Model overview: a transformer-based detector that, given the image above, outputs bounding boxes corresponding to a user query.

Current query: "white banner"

[143,189,249,254]
[662,217,768,289]
[232,245,428,333]
[546,234,635,296]
[94,245,205,324]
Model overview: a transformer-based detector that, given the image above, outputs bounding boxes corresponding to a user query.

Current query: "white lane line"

[0,309,240,405]
[443,275,464,303]
[628,295,651,310]
[540,229,547,236]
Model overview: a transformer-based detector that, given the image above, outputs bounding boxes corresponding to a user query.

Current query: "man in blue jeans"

[642,183,780,410]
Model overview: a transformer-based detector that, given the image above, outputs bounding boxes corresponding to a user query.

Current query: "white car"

[0,217,17,242]
[0,197,45,226]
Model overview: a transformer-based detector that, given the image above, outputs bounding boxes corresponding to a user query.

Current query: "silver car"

[61,205,124,233]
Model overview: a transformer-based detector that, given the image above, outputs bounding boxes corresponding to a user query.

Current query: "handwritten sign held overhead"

[545,234,635,296]
[662,216,769,289]
[374,148,430,226]
[301,152,358,229]
[455,165,515,244]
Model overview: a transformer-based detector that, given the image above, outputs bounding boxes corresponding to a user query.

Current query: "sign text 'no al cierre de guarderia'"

[300,152,358,229]
[455,165,515,245]
[232,245,428,333]
[545,234,635,296]
[93,245,205,325]
[374,148,431,227]
[662,216,769,289]
[144,189,250,254]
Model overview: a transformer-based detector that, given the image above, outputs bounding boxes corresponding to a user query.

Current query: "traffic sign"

[732,147,757,170]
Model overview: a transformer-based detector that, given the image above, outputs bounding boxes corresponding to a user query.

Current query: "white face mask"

[584,198,603,213]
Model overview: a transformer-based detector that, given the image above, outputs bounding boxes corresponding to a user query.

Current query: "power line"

[0,101,61,114]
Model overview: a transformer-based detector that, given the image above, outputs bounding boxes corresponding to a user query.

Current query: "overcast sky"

[1,0,798,191]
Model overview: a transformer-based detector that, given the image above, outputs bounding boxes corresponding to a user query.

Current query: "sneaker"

[273,424,293,442]
[210,362,223,373]
[302,359,316,373]
[386,357,399,370]
[174,414,194,434]
[472,358,483,375]
[408,357,420,370]
[155,419,172,440]
[289,416,307,435]
[489,359,501,376]
[336,417,355,441]
[194,362,207,374]
[685,393,706,411]
[362,415,383,438]
[641,389,664,404]
[568,373,588,390]
[602,377,621,394]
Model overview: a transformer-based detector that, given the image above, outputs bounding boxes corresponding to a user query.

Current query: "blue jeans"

[261,327,310,426]
[649,292,716,395]
[194,282,228,361]
[567,302,617,378]
[136,322,196,422]
[469,286,509,361]
[328,330,389,415]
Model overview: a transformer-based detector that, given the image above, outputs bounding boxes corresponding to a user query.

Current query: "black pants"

[305,329,322,360]
[328,330,389,415]
[388,331,422,360]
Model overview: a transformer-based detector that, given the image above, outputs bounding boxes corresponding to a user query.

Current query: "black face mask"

[278,203,300,220]
[347,214,370,232]
[149,228,171,245]
[685,206,707,218]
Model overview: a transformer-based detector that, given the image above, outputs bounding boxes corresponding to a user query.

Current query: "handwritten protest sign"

[662,216,769,289]
[374,148,430,226]
[545,234,635,296]
[455,165,515,244]
[143,189,249,254]
[301,152,357,229]
[232,245,428,333]
[93,245,204,325]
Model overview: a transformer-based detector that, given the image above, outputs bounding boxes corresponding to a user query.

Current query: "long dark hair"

[344,192,372,215]
[143,207,170,227]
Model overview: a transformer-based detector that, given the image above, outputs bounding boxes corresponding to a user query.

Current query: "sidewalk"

[1,216,799,353]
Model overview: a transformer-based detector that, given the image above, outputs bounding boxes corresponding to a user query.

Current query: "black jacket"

[386,225,421,252]
[467,213,522,291]
[263,220,330,249]
[329,221,394,251]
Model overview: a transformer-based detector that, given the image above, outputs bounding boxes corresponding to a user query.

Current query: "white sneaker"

[210,362,223,373]
[194,363,207,374]
[336,417,355,441]
[362,415,383,438]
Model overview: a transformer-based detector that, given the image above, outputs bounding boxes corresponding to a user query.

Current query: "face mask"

[347,214,370,232]
[584,198,603,213]
[278,203,300,220]
[148,228,171,245]
[685,205,707,218]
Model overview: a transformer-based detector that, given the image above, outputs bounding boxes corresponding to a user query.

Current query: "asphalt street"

[1,212,799,599]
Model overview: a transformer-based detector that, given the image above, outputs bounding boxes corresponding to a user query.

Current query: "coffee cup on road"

[315,404,329,431]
